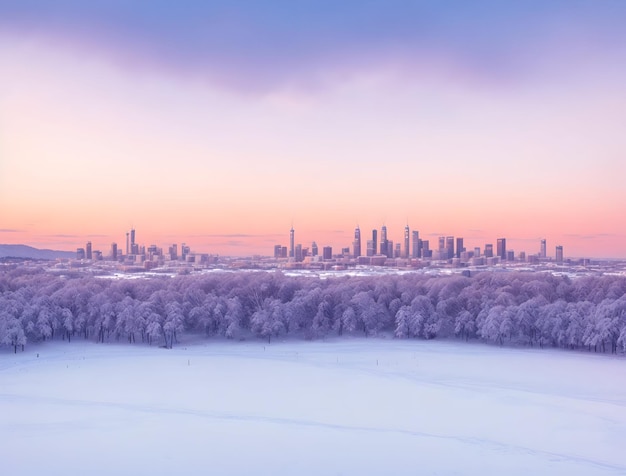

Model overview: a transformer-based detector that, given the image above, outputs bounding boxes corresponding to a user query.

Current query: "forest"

[1,267,626,354]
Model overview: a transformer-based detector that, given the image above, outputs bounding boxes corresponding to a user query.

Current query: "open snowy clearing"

[1,338,625,475]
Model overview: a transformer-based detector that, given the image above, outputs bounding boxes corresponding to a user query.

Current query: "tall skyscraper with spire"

[289,226,295,259]
[353,226,361,258]
[404,224,410,259]
[380,225,388,256]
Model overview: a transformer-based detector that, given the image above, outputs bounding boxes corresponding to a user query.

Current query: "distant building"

[76,248,85,260]
[395,242,401,258]
[322,246,332,260]
[169,244,178,260]
[404,225,410,259]
[438,236,445,252]
[497,238,506,260]
[311,242,318,257]
[446,236,454,259]
[484,244,493,258]
[474,246,480,257]
[506,250,515,262]
[295,244,303,262]
[456,237,464,259]
[274,244,282,258]
[110,242,118,260]
[412,230,419,258]
[289,227,295,258]
[540,239,547,259]
[353,226,361,258]
[556,245,564,264]
[371,229,377,258]
[380,225,388,256]
[86,241,92,260]
[422,240,430,258]
[366,240,375,257]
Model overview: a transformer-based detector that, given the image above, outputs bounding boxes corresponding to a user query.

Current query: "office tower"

[422,240,430,258]
[353,226,361,258]
[289,227,295,258]
[556,245,563,264]
[322,246,332,260]
[86,241,92,260]
[446,236,454,259]
[497,238,506,260]
[169,244,178,260]
[540,239,547,259]
[126,232,129,256]
[438,236,445,251]
[484,244,493,258]
[366,240,375,257]
[506,250,515,262]
[456,237,464,259]
[386,240,394,258]
[311,241,318,257]
[404,225,410,259]
[181,244,190,261]
[474,247,481,257]
[342,247,350,257]
[130,228,136,248]
[76,248,85,260]
[295,244,303,262]
[372,229,378,256]
[110,242,118,260]
[412,230,419,258]
[274,245,282,258]
[281,246,287,258]
[519,251,526,262]
[380,225,388,255]
[395,242,401,258]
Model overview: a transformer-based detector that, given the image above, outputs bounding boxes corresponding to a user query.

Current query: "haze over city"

[1,1,625,258]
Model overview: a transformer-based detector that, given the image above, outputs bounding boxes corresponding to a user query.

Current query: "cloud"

[564,233,617,240]
[0,228,23,233]
[2,1,624,93]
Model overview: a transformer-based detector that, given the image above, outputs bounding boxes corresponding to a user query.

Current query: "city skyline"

[1,2,625,258]
[71,222,571,263]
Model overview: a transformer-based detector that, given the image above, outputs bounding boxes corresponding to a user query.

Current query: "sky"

[1,1,625,258]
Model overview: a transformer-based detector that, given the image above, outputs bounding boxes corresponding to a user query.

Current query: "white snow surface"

[1,338,625,475]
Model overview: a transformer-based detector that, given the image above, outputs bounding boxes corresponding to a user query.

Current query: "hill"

[0,244,75,260]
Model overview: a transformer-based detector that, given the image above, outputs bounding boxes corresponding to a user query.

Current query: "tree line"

[1,267,625,354]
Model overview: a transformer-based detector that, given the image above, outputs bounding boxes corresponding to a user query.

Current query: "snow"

[1,338,625,475]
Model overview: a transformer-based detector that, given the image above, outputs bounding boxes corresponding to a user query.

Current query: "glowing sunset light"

[1,1,625,259]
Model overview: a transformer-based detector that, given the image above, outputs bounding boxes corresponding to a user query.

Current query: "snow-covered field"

[1,338,625,475]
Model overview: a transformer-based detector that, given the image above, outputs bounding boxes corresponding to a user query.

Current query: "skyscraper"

[86,241,92,260]
[126,232,129,256]
[446,236,454,259]
[372,229,377,256]
[289,227,295,259]
[540,239,547,259]
[455,237,464,259]
[311,241,318,257]
[353,226,361,258]
[556,245,564,264]
[404,225,410,259]
[110,242,118,260]
[438,236,445,251]
[497,238,507,260]
[484,243,494,258]
[322,246,332,260]
[412,230,419,258]
[380,225,388,256]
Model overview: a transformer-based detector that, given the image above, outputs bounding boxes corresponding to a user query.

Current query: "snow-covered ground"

[1,338,625,475]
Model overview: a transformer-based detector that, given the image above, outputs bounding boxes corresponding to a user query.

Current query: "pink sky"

[1,3,625,258]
